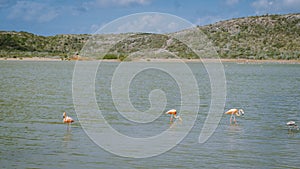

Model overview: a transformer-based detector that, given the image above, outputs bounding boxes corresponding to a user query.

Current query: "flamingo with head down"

[165,109,182,123]
[224,108,244,124]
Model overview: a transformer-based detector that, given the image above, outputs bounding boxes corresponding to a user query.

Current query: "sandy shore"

[0,57,62,61]
[133,58,300,64]
[1,57,299,64]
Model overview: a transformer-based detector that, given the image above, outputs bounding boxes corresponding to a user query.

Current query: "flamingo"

[165,109,182,123]
[286,121,299,131]
[224,109,244,124]
[63,112,74,128]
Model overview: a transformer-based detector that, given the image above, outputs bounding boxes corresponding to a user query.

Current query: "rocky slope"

[200,13,300,59]
[0,13,299,60]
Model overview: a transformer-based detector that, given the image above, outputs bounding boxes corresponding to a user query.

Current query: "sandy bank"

[1,57,299,64]
[0,57,61,61]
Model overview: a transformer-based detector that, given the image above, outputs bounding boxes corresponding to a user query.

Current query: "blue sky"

[0,0,299,35]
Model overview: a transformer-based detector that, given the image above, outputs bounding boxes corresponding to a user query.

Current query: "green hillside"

[200,13,300,60]
[0,31,89,59]
[0,13,299,60]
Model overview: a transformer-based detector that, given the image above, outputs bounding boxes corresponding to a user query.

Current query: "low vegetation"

[200,13,300,59]
[0,13,299,60]
[0,31,89,59]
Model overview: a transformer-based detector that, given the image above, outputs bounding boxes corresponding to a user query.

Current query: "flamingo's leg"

[233,115,237,124]
[230,114,233,124]
[67,123,71,130]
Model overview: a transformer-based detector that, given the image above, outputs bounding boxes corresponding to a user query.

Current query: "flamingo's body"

[166,109,177,115]
[224,108,244,124]
[165,109,182,123]
[286,121,299,131]
[287,121,296,126]
[63,112,74,124]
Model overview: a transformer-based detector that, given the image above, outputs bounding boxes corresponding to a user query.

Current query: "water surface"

[0,61,299,168]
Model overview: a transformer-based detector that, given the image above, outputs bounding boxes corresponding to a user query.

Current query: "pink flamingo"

[224,109,244,124]
[165,109,182,123]
[63,112,74,128]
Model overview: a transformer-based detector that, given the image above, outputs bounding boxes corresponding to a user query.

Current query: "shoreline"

[1,57,299,64]
[0,57,62,61]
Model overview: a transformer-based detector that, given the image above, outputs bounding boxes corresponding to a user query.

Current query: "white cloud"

[97,13,192,34]
[115,14,170,33]
[195,15,226,26]
[252,0,300,14]
[8,1,59,22]
[0,0,10,8]
[225,0,240,6]
[251,0,274,14]
[282,0,300,8]
[90,0,151,8]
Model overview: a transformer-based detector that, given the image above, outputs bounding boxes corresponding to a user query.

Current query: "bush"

[118,54,127,61]
[103,53,118,59]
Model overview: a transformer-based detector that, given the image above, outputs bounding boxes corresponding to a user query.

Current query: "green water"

[0,61,299,168]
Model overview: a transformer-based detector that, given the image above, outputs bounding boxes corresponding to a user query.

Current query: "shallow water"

[0,61,299,168]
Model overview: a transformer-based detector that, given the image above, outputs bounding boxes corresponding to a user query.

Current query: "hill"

[0,31,89,59]
[200,13,300,60]
[0,13,299,60]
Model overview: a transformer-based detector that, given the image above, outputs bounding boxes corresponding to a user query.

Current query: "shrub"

[103,53,118,59]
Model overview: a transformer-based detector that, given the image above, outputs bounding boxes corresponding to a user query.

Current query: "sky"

[0,0,299,36]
